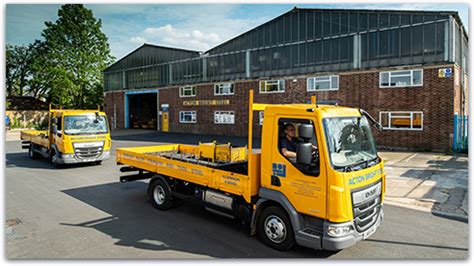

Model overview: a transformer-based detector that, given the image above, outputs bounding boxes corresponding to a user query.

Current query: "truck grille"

[353,197,381,232]
[351,181,382,232]
[75,146,102,159]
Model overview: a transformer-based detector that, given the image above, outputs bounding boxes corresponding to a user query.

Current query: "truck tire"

[148,178,173,210]
[257,206,296,251]
[49,149,60,168]
[28,144,39,159]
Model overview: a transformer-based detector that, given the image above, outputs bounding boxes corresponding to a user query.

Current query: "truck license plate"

[362,226,376,240]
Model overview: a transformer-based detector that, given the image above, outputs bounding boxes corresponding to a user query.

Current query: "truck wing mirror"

[297,143,312,165]
[298,124,313,140]
[360,109,383,132]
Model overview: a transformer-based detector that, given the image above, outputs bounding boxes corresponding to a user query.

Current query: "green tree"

[40,4,114,108]
[6,44,35,96]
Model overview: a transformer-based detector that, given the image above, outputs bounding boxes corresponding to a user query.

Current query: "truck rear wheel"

[148,178,173,210]
[258,206,296,251]
[28,144,39,159]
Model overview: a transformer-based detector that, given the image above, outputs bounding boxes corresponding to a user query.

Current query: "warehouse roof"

[205,7,467,55]
[104,43,201,72]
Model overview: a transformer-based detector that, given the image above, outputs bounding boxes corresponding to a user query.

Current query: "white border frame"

[259,80,285,94]
[179,111,197,123]
[379,69,423,88]
[214,111,235,124]
[179,86,196,98]
[379,111,424,131]
[307,75,340,92]
[214,83,235,96]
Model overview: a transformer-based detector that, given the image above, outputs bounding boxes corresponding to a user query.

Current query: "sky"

[5,2,470,61]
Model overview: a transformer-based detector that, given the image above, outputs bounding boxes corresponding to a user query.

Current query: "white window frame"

[179,111,197,124]
[259,80,285,94]
[379,111,423,131]
[307,75,339,91]
[214,111,235,124]
[214,83,234,96]
[379,69,423,88]
[179,86,196,97]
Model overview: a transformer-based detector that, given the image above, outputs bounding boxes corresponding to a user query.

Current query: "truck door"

[270,117,327,219]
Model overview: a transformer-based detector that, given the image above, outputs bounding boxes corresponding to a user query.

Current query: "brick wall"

[108,64,456,151]
[104,91,125,129]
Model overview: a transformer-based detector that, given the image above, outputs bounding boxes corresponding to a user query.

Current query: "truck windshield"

[64,115,108,135]
[323,116,378,171]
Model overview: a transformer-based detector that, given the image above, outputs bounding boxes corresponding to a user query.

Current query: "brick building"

[103,7,469,151]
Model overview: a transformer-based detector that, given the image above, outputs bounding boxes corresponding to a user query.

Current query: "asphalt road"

[4,135,469,259]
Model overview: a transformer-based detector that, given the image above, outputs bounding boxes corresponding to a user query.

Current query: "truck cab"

[22,108,112,166]
[256,104,384,250]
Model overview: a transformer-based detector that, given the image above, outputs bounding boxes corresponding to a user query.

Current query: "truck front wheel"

[148,178,173,210]
[258,206,296,251]
[28,144,39,159]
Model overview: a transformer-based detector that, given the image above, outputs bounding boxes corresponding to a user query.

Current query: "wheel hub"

[153,185,166,205]
[264,215,286,243]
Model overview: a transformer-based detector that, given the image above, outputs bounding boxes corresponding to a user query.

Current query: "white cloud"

[129,36,147,44]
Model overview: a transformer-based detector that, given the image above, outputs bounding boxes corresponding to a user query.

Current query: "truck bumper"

[56,151,111,164]
[321,206,384,251]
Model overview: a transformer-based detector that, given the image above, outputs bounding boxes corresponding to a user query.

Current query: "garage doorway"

[125,90,158,130]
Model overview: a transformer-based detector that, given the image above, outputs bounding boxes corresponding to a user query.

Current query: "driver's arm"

[281,147,297,158]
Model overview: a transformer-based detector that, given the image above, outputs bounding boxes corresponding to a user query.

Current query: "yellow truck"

[116,91,385,251]
[21,106,111,166]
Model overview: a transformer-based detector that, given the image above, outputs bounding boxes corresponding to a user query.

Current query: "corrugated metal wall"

[104,9,464,91]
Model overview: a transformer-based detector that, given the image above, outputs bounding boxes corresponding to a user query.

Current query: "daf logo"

[365,189,377,198]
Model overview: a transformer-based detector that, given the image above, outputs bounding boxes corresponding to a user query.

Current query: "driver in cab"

[280,123,317,163]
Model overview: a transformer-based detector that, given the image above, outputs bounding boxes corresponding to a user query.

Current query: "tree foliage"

[5,4,114,109]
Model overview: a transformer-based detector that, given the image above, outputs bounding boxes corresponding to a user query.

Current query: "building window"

[379,111,423,130]
[179,86,196,97]
[307,75,339,91]
[214,111,235,124]
[259,80,285,93]
[179,111,196,123]
[259,111,264,125]
[379,69,423,88]
[214,83,234,95]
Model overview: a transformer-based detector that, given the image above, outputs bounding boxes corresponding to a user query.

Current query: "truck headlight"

[62,153,75,159]
[327,224,354,237]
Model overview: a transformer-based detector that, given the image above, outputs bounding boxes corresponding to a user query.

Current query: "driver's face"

[285,125,295,138]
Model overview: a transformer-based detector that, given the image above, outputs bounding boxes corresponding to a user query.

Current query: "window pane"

[436,22,446,54]
[359,13,368,31]
[379,30,389,57]
[307,79,314,91]
[389,13,400,27]
[331,12,340,35]
[391,116,411,128]
[412,70,422,85]
[379,13,389,28]
[369,13,378,29]
[314,80,330,90]
[380,113,389,127]
[380,73,389,86]
[401,27,411,56]
[412,25,423,56]
[424,23,436,55]
[391,70,411,76]
[331,76,339,89]
[391,75,411,86]
[413,113,422,128]
[349,13,358,32]
[369,32,378,59]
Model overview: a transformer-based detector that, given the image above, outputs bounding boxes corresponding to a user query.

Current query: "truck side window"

[278,118,319,177]
[57,116,62,131]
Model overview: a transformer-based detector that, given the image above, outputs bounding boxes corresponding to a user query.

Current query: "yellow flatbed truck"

[116,91,385,251]
[21,106,111,166]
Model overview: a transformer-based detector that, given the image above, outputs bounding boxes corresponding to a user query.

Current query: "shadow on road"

[60,181,336,258]
[5,152,101,170]
[364,239,468,252]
